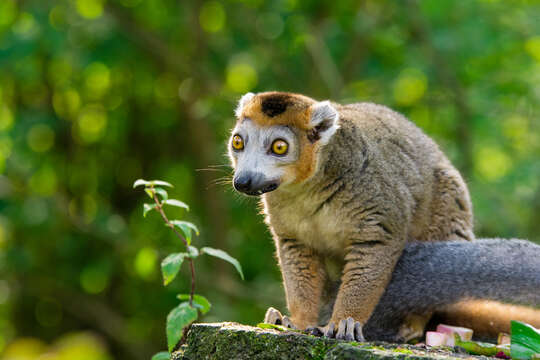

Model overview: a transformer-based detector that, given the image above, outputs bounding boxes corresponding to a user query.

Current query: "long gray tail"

[365,238,540,341]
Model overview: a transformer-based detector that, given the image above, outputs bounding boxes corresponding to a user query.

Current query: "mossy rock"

[172,323,491,360]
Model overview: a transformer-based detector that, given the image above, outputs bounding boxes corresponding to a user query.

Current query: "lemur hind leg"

[263,307,297,329]
[396,312,433,343]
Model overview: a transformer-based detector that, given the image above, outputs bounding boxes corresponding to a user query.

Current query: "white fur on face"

[309,101,340,145]
[228,119,299,185]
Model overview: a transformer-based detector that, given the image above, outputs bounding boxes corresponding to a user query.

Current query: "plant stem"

[151,189,195,306]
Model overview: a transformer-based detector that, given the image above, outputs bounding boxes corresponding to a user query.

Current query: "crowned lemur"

[227,91,539,341]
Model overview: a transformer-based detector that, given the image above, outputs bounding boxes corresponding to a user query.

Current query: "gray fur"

[364,238,540,341]
[262,101,474,329]
[232,93,475,334]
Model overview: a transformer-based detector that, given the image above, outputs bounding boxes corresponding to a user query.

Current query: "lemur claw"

[308,317,365,342]
[281,315,296,329]
[264,307,282,325]
[263,307,297,329]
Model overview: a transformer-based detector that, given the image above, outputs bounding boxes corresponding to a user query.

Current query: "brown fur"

[291,136,317,183]
[232,92,474,335]
[436,300,540,338]
[241,92,315,130]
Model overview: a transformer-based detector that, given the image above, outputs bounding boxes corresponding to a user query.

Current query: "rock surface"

[172,323,490,360]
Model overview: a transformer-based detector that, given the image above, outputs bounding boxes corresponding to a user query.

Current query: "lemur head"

[228,91,339,196]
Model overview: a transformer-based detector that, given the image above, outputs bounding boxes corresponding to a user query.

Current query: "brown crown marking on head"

[261,93,293,117]
[239,92,316,130]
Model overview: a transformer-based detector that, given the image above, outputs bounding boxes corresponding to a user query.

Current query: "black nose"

[233,173,253,193]
[233,172,279,195]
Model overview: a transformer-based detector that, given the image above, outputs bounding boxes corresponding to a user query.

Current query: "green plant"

[450,321,540,359]
[511,321,540,360]
[134,179,244,360]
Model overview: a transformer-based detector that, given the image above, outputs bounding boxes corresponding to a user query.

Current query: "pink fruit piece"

[426,331,449,347]
[497,333,510,345]
[436,324,473,346]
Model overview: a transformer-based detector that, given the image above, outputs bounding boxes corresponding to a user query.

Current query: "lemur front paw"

[307,317,365,342]
[263,307,297,329]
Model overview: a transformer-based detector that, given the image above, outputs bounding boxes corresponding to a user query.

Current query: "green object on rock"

[454,334,507,357]
[511,321,540,360]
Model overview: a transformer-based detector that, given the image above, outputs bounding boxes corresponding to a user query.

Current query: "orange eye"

[271,139,288,155]
[232,135,244,150]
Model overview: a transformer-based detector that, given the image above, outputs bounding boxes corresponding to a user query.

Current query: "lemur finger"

[263,307,283,325]
[323,322,335,338]
[335,319,347,340]
[336,318,356,341]
[354,321,365,342]
[344,317,356,341]
[281,316,297,329]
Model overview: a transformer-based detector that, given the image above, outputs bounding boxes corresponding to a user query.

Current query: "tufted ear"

[235,92,255,118]
[307,101,339,144]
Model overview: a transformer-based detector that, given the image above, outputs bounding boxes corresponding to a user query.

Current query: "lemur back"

[229,92,474,340]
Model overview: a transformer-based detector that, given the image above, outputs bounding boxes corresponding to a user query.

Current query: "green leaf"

[145,188,154,198]
[154,187,168,201]
[143,203,157,217]
[177,294,211,314]
[187,246,199,258]
[151,352,170,360]
[133,179,150,188]
[163,199,189,211]
[133,179,174,188]
[511,321,540,360]
[161,253,187,285]
[170,220,199,245]
[166,302,198,352]
[150,180,173,188]
[200,247,244,280]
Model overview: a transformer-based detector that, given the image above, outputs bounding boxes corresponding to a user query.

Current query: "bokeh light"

[226,63,258,93]
[80,264,111,294]
[134,247,158,280]
[53,89,81,120]
[0,106,14,132]
[76,0,104,19]
[525,36,540,63]
[199,1,226,33]
[0,1,17,28]
[474,146,512,182]
[75,105,107,143]
[393,68,428,106]
[27,124,55,153]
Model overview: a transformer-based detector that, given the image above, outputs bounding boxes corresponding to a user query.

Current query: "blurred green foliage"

[0,0,539,359]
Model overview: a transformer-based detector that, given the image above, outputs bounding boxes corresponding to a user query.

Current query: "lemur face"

[229,92,339,196]
[229,119,300,196]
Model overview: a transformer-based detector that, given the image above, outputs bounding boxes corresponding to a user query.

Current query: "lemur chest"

[263,194,351,256]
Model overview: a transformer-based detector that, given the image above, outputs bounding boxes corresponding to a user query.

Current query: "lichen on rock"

[172,323,493,360]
